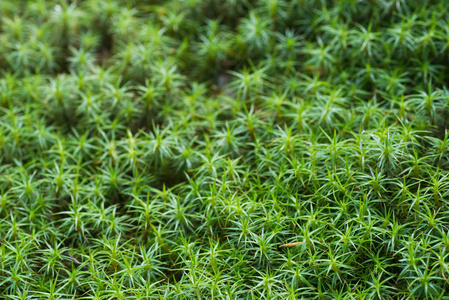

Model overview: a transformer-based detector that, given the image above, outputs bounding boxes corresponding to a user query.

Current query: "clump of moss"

[1,0,449,298]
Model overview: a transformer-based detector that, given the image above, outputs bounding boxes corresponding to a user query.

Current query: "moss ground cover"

[1,0,449,298]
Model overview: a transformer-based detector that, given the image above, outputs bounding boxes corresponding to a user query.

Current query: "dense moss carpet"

[1,0,449,298]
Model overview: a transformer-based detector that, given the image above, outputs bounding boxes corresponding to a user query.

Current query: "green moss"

[1,0,449,298]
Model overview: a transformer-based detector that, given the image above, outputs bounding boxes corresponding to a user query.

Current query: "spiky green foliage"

[1,0,449,298]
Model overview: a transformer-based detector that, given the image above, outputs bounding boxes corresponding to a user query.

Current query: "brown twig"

[279,242,303,248]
